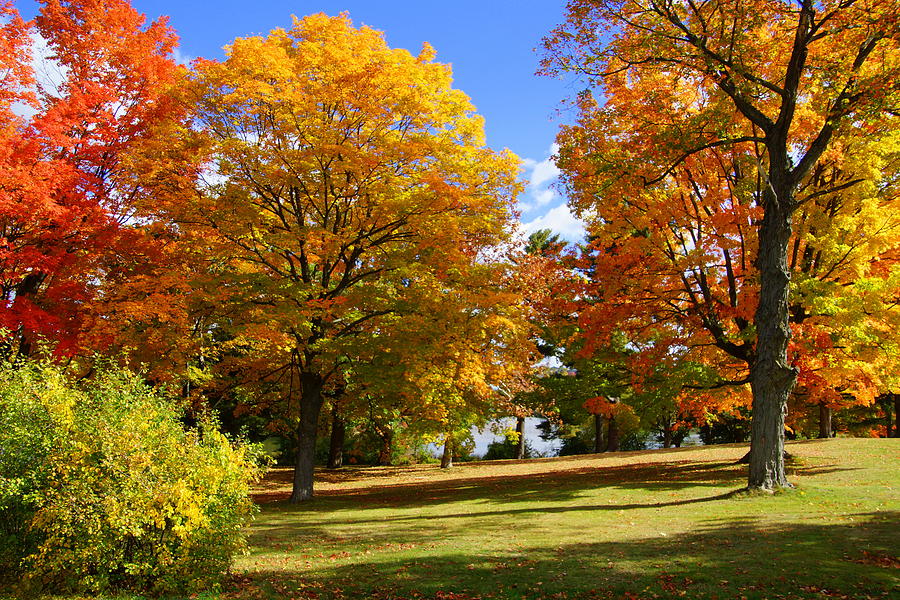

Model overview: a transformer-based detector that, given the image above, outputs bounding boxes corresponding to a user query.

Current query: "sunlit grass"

[4,438,897,599]
[235,438,898,599]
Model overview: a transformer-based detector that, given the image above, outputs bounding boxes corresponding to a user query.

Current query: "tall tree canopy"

[173,13,520,501]
[0,0,188,357]
[544,0,900,489]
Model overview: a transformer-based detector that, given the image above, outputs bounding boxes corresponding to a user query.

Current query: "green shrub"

[0,359,265,595]
[483,434,533,460]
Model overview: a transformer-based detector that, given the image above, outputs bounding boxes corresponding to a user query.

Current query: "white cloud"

[525,143,560,189]
[522,204,586,243]
[528,156,560,189]
[518,188,556,214]
[518,143,561,215]
[30,32,67,97]
[173,47,194,66]
[515,142,584,243]
[534,188,555,206]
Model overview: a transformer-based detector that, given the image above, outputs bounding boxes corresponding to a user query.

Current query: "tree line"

[1,0,897,510]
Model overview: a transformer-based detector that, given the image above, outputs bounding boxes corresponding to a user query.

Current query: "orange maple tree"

[544,0,900,489]
[0,0,188,357]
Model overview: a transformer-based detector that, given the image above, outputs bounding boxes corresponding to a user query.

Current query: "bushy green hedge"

[0,359,265,595]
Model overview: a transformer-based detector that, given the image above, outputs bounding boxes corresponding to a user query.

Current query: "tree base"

[743,480,795,494]
[737,449,793,464]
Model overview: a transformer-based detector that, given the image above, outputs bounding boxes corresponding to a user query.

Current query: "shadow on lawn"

[244,489,750,553]
[245,458,858,558]
[257,460,745,505]
[234,511,899,600]
[255,457,850,509]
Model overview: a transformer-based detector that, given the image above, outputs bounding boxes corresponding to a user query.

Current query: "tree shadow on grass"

[244,490,751,555]
[234,511,899,600]
[255,457,853,511]
[244,457,859,559]
[256,460,741,506]
[249,490,746,544]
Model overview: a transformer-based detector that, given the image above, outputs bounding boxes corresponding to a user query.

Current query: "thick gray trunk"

[593,413,605,453]
[748,189,796,490]
[327,406,344,469]
[440,436,453,469]
[662,419,673,449]
[515,416,526,459]
[291,372,325,503]
[818,402,832,439]
[377,426,394,466]
[605,415,619,452]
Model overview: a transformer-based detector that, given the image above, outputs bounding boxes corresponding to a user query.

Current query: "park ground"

[229,438,898,600]
[5,438,897,599]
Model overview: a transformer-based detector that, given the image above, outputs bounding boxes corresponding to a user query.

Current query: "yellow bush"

[0,359,266,594]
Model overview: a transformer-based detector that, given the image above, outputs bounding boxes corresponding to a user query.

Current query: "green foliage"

[482,434,533,461]
[0,359,265,595]
[699,411,752,445]
[619,430,649,452]
[556,436,593,456]
[0,362,67,573]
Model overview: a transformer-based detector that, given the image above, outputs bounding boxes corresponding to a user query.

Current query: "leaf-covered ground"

[232,438,898,600]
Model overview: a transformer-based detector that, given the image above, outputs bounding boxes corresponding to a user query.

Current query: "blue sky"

[17,0,586,241]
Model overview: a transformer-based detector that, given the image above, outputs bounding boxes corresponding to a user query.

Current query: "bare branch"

[641,136,764,186]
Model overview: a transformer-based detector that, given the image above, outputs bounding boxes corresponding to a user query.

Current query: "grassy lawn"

[3,438,896,599]
[232,438,898,600]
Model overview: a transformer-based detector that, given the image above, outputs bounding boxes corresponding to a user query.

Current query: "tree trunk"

[377,426,394,466]
[748,188,796,490]
[893,394,899,438]
[882,393,894,438]
[515,416,526,459]
[593,413,605,453]
[662,419,673,448]
[440,436,453,469]
[13,272,46,357]
[327,406,345,469]
[291,372,325,503]
[817,402,832,439]
[605,415,619,452]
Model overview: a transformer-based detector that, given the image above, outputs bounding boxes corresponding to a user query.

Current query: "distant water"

[471,417,560,457]
[471,419,703,457]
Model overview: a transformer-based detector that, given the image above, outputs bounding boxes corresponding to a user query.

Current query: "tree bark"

[893,394,899,438]
[440,436,453,469]
[818,402,832,439]
[327,406,345,469]
[291,372,325,503]
[748,189,796,490]
[662,419,673,449]
[13,272,46,357]
[593,413,605,453]
[605,415,619,452]
[377,425,394,466]
[515,416,526,459]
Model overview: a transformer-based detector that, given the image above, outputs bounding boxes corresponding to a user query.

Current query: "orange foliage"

[0,0,189,356]
[544,0,900,431]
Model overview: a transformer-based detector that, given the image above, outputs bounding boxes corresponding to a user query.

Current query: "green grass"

[6,438,899,599]
[234,438,898,600]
